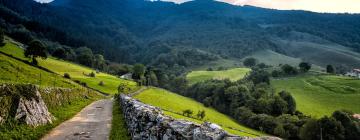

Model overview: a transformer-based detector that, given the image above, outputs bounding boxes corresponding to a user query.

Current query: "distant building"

[120,73,133,80]
[345,69,360,79]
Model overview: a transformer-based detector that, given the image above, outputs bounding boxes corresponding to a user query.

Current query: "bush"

[89,72,96,77]
[63,73,71,79]
[182,109,193,117]
[99,81,104,86]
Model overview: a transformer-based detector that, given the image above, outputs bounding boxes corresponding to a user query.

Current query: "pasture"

[272,75,360,117]
[186,68,251,85]
[0,41,138,94]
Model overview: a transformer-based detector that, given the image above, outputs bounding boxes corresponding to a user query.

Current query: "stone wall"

[120,95,281,140]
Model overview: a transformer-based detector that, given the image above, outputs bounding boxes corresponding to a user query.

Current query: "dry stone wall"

[120,95,281,140]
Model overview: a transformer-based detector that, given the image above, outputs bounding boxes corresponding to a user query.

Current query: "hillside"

[133,88,264,137]
[186,68,251,85]
[272,74,360,117]
[0,39,138,94]
[1,0,360,70]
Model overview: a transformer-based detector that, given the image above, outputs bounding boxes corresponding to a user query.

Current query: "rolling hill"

[272,74,360,117]
[133,87,264,137]
[0,39,138,95]
[186,68,251,85]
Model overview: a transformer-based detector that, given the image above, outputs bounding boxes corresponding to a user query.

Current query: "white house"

[120,73,133,80]
[345,69,360,79]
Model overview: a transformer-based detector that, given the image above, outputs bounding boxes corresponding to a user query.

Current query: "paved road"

[42,99,113,140]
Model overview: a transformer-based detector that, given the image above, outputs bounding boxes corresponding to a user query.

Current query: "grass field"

[186,68,251,85]
[0,53,78,88]
[272,75,360,117]
[0,40,138,94]
[134,88,264,137]
[110,97,130,140]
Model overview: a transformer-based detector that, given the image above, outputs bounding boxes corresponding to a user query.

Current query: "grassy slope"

[110,98,131,140]
[187,68,251,85]
[0,40,138,94]
[134,88,264,137]
[272,75,360,118]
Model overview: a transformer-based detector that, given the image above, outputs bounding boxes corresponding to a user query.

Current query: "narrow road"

[42,99,113,140]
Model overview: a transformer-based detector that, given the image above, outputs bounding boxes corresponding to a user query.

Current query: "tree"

[243,57,257,67]
[118,82,130,94]
[52,47,66,59]
[300,119,320,140]
[24,40,47,65]
[327,65,335,74]
[0,28,5,46]
[148,71,159,86]
[299,62,311,72]
[319,116,345,140]
[279,91,296,114]
[183,109,193,117]
[94,54,106,70]
[132,64,145,80]
[76,47,94,67]
[271,96,288,116]
[281,64,298,75]
[197,110,206,120]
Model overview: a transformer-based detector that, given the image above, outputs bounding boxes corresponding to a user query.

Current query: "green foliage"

[279,91,296,114]
[196,110,206,120]
[299,62,311,72]
[24,40,47,65]
[98,81,104,86]
[132,64,145,80]
[76,47,94,67]
[246,70,270,85]
[299,119,320,140]
[63,73,71,79]
[0,28,4,46]
[281,64,298,75]
[182,109,193,117]
[89,71,96,77]
[52,47,66,59]
[243,57,257,67]
[327,65,335,73]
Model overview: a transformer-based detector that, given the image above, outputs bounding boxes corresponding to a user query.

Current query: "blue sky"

[35,0,360,13]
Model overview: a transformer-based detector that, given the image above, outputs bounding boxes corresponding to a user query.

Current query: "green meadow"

[186,68,251,85]
[0,40,138,94]
[272,75,360,117]
[134,88,264,137]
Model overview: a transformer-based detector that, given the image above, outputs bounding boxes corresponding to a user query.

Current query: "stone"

[119,94,282,140]
[14,88,54,126]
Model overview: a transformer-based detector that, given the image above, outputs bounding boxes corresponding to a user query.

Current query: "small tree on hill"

[299,62,311,72]
[182,109,193,117]
[327,65,335,74]
[24,40,47,65]
[197,110,206,120]
[243,57,257,67]
[0,28,5,46]
[52,47,66,59]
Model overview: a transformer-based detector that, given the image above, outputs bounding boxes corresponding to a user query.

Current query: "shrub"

[99,81,104,86]
[63,73,71,79]
[182,109,193,117]
[89,72,95,77]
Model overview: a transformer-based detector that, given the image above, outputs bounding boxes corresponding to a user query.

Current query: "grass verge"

[110,96,130,140]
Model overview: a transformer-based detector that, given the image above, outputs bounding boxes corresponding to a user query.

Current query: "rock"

[14,87,55,126]
[119,94,282,140]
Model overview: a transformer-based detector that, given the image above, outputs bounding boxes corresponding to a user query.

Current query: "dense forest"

[2,0,360,70]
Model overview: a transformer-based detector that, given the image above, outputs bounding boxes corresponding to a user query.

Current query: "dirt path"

[42,99,113,140]
[128,86,148,97]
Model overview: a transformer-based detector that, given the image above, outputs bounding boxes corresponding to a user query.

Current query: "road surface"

[42,99,113,140]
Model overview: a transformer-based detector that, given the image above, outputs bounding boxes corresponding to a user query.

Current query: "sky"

[35,0,360,13]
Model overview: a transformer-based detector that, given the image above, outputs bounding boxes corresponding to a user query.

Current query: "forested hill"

[1,0,360,69]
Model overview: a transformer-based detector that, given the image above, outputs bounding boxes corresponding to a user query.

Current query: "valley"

[1,0,360,139]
